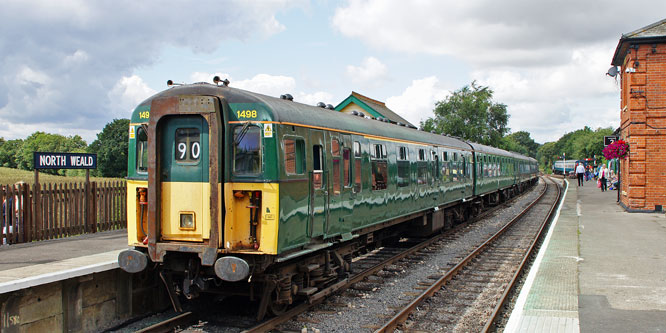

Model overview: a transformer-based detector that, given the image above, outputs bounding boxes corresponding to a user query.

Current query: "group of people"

[575,163,612,192]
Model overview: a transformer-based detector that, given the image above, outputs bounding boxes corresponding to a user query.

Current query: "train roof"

[133,83,472,151]
[132,82,538,162]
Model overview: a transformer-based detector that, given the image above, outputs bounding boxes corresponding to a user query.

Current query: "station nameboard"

[33,152,97,169]
[604,135,619,146]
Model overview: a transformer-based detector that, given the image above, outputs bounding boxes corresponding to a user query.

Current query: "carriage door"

[308,130,327,238]
[326,133,352,237]
[159,115,210,242]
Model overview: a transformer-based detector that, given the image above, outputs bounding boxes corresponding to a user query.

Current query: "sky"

[1,0,665,145]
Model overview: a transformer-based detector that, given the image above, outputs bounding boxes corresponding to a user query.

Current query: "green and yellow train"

[118,79,538,317]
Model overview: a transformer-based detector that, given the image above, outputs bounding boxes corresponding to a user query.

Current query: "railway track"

[118,179,553,332]
[375,176,561,332]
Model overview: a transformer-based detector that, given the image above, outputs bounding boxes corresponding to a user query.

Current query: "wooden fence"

[1,181,126,245]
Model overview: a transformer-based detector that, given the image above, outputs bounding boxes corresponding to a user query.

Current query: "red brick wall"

[619,43,666,211]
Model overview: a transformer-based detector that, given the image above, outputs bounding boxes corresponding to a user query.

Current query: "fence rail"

[1,181,126,245]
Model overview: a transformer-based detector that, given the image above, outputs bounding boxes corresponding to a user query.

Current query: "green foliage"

[421,81,509,147]
[16,132,87,174]
[536,126,614,170]
[0,138,23,168]
[500,131,540,158]
[87,119,130,177]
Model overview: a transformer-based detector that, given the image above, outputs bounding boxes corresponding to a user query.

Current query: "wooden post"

[34,169,41,240]
[85,170,96,233]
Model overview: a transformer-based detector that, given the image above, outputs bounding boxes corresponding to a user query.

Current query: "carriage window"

[418,149,426,161]
[371,143,387,190]
[175,128,201,162]
[136,126,148,173]
[344,148,351,187]
[417,149,428,184]
[397,146,409,187]
[354,141,361,157]
[313,145,323,189]
[354,141,362,192]
[233,126,261,174]
[331,139,340,157]
[332,140,341,195]
[433,152,440,180]
[398,146,408,161]
[443,151,448,161]
[284,138,305,174]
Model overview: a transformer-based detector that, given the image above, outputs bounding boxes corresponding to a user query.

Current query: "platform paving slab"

[507,178,666,332]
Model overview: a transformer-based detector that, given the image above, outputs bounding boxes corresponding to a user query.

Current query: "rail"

[375,176,559,332]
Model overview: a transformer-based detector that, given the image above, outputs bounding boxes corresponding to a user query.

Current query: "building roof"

[334,91,415,127]
[612,18,666,66]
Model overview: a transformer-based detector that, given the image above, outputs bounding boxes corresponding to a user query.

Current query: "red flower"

[603,140,629,160]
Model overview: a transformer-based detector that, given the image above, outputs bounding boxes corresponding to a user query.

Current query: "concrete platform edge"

[0,250,122,294]
[504,179,579,332]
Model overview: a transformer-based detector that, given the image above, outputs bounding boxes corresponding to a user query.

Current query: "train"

[118,79,539,318]
[552,158,595,176]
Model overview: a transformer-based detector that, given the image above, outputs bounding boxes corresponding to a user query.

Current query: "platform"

[0,230,127,293]
[505,178,666,332]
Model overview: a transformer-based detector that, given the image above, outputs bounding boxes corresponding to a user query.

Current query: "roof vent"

[398,122,405,127]
[358,112,365,117]
[280,94,294,101]
[351,110,359,116]
[326,104,334,110]
[316,102,326,108]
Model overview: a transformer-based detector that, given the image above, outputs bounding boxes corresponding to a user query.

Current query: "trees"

[500,131,540,158]
[88,119,129,177]
[0,138,23,168]
[536,126,614,171]
[421,81,509,147]
[16,132,87,174]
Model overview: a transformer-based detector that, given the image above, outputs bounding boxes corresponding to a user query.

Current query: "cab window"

[233,125,261,175]
[175,128,200,162]
[136,126,148,173]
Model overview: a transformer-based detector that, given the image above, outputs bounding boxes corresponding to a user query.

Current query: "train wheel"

[268,298,289,316]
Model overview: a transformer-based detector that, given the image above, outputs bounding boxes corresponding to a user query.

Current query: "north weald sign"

[33,152,97,169]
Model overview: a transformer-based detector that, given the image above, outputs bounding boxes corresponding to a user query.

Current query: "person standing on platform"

[599,165,608,192]
[576,163,586,186]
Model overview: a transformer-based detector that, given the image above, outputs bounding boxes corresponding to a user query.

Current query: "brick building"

[611,19,666,212]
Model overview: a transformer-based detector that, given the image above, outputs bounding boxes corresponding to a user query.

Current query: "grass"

[0,167,124,186]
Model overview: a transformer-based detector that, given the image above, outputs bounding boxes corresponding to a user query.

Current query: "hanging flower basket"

[603,139,629,160]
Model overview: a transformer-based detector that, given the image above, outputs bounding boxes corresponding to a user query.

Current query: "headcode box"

[33,152,97,169]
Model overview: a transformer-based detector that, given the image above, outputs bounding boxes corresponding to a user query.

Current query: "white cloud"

[333,0,666,67]
[231,74,297,97]
[108,75,157,118]
[332,0,654,143]
[474,44,620,143]
[0,1,298,140]
[345,57,388,86]
[188,71,333,107]
[386,76,450,127]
